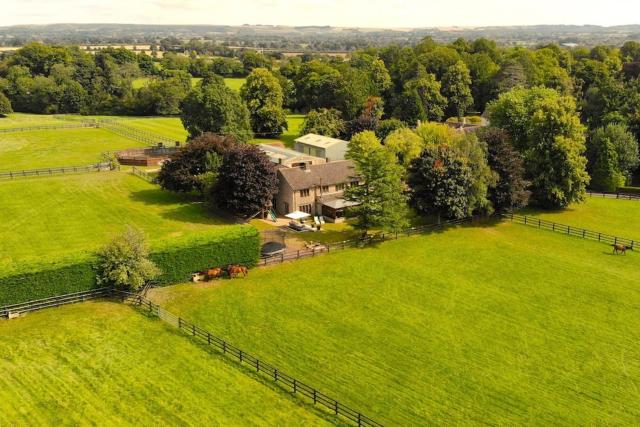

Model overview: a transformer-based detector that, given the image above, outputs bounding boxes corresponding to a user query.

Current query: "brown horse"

[206,267,223,280]
[612,244,633,255]
[227,265,248,278]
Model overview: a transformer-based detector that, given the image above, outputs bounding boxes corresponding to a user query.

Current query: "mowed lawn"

[252,114,305,148]
[0,172,233,273]
[118,117,188,141]
[521,196,640,240]
[150,221,640,425]
[0,128,147,170]
[0,301,329,426]
[0,113,66,129]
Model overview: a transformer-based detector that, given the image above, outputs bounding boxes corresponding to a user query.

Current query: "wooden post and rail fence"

[1,288,383,427]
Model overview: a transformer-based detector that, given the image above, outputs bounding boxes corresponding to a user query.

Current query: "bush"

[0,226,260,305]
[0,92,12,116]
[96,227,161,290]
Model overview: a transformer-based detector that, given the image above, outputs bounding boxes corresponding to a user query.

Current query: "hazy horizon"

[3,0,639,29]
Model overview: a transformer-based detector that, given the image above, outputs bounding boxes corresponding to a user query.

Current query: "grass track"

[150,221,640,425]
[0,171,234,273]
[0,301,330,426]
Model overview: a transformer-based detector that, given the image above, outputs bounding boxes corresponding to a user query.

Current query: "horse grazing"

[206,267,223,280]
[612,244,633,255]
[227,265,248,278]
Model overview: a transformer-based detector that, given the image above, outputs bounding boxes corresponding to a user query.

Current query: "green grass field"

[0,128,148,170]
[118,117,188,141]
[252,114,305,148]
[0,114,67,129]
[0,172,234,274]
[132,76,203,89]
[150,221,640,425]
[224,77,246,91]
[521,196,640,240]
[0,301,329,426]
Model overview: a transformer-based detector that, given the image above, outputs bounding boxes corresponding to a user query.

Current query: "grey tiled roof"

[277,160,356,191]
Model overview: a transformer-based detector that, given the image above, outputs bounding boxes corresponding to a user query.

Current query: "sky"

[2,0,639,28]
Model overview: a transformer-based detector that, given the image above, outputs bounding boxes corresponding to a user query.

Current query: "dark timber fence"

[0,163,113,180]
[2,288,384,426]
[505,213,636,249]
[117,291,383,427]
[0,288,112,318]
[586,190,640,201]
[261,217,471,266]
[0,123,98,134]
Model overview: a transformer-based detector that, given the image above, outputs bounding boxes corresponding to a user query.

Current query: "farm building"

[257,143,326,168]
[274,160,359,222]
[294,134,349,162]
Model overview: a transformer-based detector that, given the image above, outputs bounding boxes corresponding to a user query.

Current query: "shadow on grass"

[129,188,204,206]
[158,204,234,226]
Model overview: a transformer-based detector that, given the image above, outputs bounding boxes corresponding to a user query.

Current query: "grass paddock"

[150,221,640,425]
[0,171,234,274]
[0,301,329,426]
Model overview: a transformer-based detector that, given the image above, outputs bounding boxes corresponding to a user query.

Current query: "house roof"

[294,133,348,149]
[258,144,324,164]
[277,160,356,191]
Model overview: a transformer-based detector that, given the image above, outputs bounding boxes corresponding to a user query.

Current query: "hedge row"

[0,226,260,306]
[618,186,640,195]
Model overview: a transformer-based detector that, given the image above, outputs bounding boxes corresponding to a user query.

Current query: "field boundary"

[0,287,112,318]
[1,288,383,426]
[587,190,640,201]
[260,217,472,266]
[0,123,98,134]
[118,291,383,427]
[0,162,113,179]
[99,119,176,146]
[131,166,156,183]
[505,213,637,249]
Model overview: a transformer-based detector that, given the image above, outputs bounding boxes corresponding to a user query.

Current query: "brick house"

[275,160,359,222]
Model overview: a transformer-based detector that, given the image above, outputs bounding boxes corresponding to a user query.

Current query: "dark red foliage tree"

[157,133,235,193]
[210,145,278,215]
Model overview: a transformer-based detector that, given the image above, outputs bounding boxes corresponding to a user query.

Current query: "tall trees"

[488,87,589,208]
[300,108,346,138]
[394,73,447,124]
[344,131,409,234]
[180,77,252,142]
[407,145,474,221]
[477,128,530,211]
[240,68,287,137]
[586,124,639,191]
[209,145,278,216]
[157,133,235,194]
[442,60,473,120]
